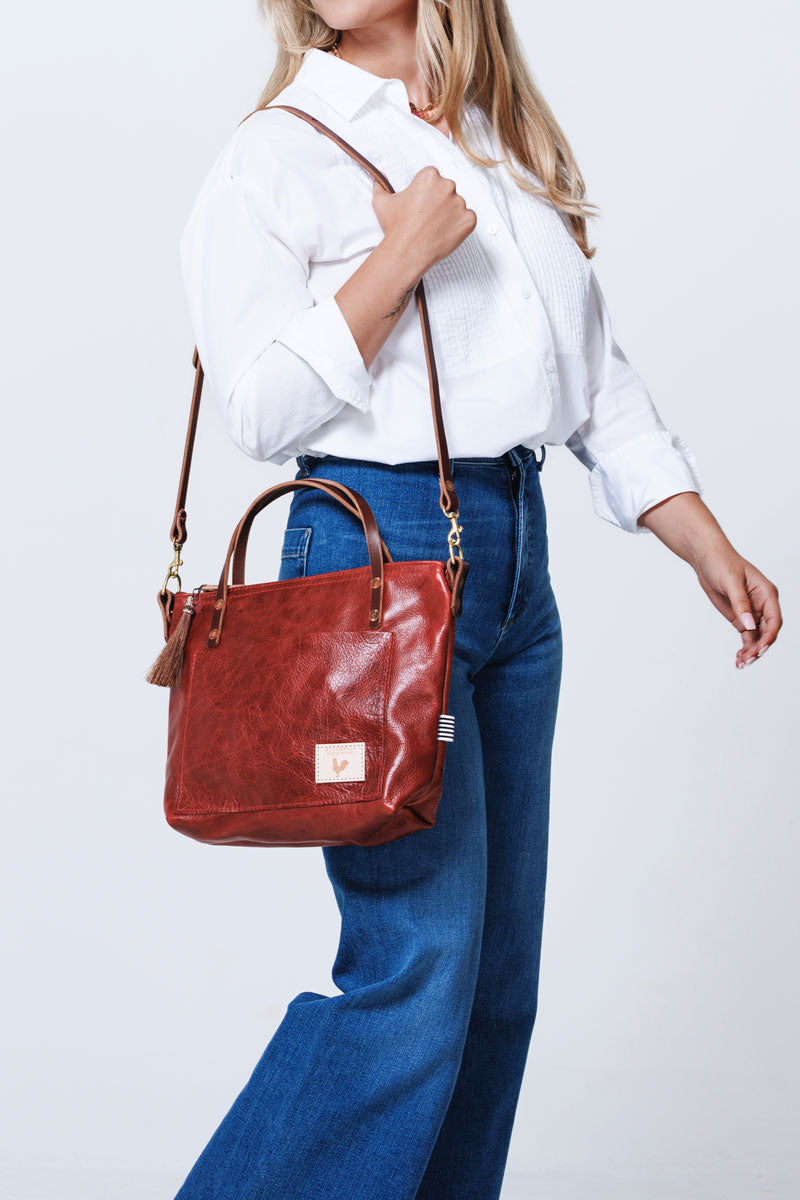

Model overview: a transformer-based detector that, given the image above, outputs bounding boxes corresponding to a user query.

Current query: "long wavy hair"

[256,0,597,258]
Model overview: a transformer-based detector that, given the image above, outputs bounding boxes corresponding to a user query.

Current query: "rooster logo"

[315,743,364,784]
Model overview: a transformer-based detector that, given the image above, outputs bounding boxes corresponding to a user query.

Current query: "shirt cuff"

[588,430,703,534]
[275,293,373,413]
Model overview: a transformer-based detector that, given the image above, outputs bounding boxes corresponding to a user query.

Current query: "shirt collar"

[293,47,412,122]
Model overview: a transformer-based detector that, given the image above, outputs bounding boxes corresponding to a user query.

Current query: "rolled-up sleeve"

[179,172,373,463]
[566,269,703,533]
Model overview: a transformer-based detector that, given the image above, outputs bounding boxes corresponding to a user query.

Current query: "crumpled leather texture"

[163,560,455,847]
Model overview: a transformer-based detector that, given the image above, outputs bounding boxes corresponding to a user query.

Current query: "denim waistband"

[297,443,546,475]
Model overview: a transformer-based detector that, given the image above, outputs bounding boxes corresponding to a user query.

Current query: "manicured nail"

[740,612,756,630]
[757,645,770,657]
[736,661,745,669]
[745,656,757,666]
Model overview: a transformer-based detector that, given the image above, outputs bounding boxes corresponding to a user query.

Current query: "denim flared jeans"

[174,443,563,1200]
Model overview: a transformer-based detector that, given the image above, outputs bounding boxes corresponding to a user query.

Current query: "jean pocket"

[278,525,312,580]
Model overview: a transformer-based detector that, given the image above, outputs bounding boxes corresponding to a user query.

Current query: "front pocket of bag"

[175,628,394,815]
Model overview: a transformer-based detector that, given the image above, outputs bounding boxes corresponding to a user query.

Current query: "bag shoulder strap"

[160,105,460,605]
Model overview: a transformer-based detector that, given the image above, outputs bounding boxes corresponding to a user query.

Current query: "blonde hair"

[256,0,597,258]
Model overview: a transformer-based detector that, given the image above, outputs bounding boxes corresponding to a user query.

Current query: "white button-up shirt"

[179,46,702,533]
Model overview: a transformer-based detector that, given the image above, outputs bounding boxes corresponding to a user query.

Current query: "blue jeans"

[175,444,562,1200]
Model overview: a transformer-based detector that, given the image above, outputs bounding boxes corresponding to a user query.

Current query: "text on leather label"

[315,742,366,784]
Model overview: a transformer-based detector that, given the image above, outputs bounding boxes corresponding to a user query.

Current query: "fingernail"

[736,661,745,670]
[745,656,757,666]
[740,612,757,631]
[757,645,770,657]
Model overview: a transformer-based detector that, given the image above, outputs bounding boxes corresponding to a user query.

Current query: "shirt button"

[520,287,531,299]
[486,222,498,236]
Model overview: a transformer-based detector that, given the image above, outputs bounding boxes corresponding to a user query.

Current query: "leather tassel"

[145,595,196,687]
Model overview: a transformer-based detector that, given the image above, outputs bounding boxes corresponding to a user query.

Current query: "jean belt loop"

[536,444,547,472]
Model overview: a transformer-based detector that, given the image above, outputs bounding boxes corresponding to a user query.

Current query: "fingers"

[739,583,781,667]
[727,583,756,635]
[734,575,782,669]
[735,635,758,669]
[726,584,757,667]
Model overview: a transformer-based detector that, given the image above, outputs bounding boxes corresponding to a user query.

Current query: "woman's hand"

[638,492,782,668]
[371,167,477,278]
[692,543,781,668]
[333,169,476,372]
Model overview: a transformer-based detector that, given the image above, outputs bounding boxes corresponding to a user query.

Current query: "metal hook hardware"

[160,541,184,597]
[441,502,464,564]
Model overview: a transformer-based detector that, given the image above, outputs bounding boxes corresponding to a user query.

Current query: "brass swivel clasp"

[160,540,184,597]
[441,501,464,564]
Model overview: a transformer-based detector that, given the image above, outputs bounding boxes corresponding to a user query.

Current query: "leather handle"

[164,105,459,571]
[231,478,393,585]
[209,479,389,647]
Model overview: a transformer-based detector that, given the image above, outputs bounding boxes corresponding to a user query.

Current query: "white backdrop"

[1,2,797,1198]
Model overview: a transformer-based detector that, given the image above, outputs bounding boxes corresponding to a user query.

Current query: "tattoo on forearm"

[385,284,415,320]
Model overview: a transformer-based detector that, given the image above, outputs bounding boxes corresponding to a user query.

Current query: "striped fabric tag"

[437,713,455,743]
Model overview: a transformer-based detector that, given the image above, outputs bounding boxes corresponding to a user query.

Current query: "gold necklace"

[329,37,440,120]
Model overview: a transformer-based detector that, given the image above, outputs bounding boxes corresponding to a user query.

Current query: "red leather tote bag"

[146,107,469,848]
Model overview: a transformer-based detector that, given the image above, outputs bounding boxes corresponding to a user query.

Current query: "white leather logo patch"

[315,742,366,784]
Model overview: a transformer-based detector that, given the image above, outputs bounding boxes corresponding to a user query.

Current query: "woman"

[174,2,782,1197]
